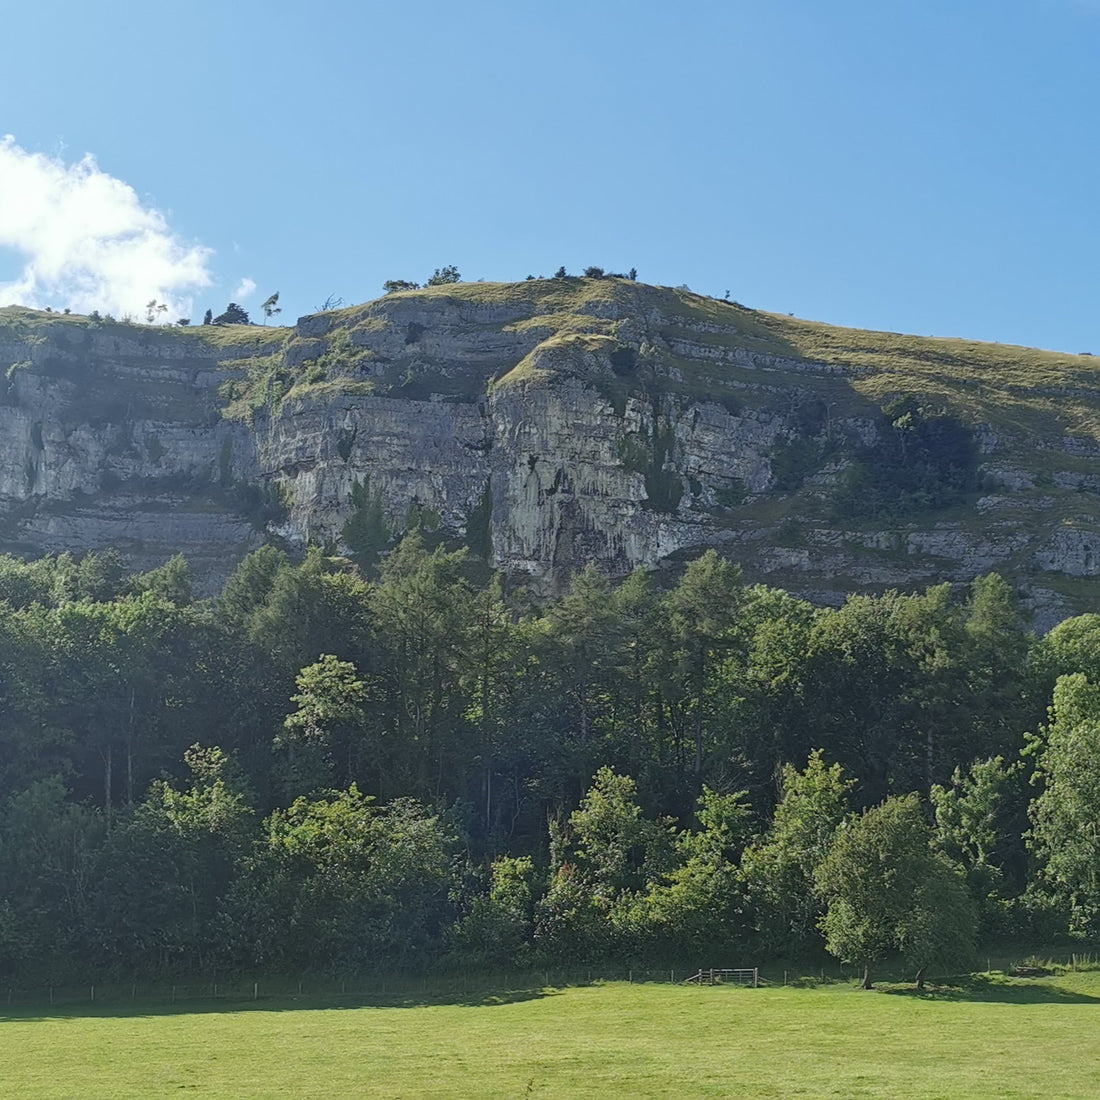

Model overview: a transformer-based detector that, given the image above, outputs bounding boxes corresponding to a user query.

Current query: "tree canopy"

[0,542,1090,984]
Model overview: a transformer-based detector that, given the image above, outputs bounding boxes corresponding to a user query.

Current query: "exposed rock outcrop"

[2,278,1099,625]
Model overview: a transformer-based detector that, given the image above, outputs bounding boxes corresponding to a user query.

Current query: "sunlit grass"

[5,973,1100,1098]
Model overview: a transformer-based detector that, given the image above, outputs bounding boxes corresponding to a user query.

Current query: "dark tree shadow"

[881,973,1100,1005]
[0,984,559,1023]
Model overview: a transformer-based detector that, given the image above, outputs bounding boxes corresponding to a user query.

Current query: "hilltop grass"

[0,306,289,346]
[5,973,1100,1098]
[766,312,1099,436]
[5,281,1100,440]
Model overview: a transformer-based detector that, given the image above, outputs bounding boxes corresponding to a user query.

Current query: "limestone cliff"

[1,278,1099,624]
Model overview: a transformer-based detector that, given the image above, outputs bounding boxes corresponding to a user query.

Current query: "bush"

[832,398,978,520]
[426,266,461,286]
[212,303,250,325]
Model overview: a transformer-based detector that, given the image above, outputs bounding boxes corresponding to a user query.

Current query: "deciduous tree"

[815,793,975,988]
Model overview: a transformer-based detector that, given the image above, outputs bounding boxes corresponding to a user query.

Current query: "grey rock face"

[1,282,1100,621]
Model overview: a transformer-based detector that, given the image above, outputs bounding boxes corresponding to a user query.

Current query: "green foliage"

[932,756,1026,938]
[636,787,752,955]
[231,478,292,528]
[219,544,289,623]
[770,436,826,492]
[450,855,536,966]
[218,350,292,423]
[833,398,978,519]
[342,476,391,565]
[212,303,250,326]
[405,500,441,532]
[368,535,479,789]
[84,745,254,972]
[535,768,675,962]
[0,778,102,979]
[1035,613,1100,682]
[426,266,461,286]
[282,655,369,747]
[743,751,853,953]
[616,406,683,513]
[1026,673,1100,935]
[277,655,373,795]
[567,767,675,896]
[0,522,1093,984]
[933,755,1019,882]
[815,793,976,987]
[128,553,194,606]
[0,549,127,609]
[737,580,1035,805]
[245,546,372,677]
[660,550,746,776]
[224,787,455,971]
[260,292,281,323]
[713,482,745,509]
[608,344,637,376]
[464,481,493,559]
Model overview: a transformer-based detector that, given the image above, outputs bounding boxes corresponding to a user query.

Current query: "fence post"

[753,968,758,988]
[253,982,259,1001]
[171,985,176,1003]
[90,985,95,1002]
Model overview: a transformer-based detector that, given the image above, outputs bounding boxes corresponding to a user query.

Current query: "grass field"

[4,972,1100,1098]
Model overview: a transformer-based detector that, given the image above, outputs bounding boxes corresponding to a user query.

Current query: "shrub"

[426,265,461,286]
[212,303,250,325]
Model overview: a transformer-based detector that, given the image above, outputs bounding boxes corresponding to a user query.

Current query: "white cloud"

[0,136,212,320]
[233,276,257,301]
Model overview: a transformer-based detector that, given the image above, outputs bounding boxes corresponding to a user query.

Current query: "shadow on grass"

[0,984,559,1023]
[881,973,1100,1005]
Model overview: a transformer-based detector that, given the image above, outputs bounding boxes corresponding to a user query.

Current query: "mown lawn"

[3,974,1100,1098]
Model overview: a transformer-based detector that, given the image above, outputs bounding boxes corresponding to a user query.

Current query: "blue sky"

[1,0,1097,351]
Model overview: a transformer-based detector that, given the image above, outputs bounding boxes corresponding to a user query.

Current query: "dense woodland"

[3,537,1100,986]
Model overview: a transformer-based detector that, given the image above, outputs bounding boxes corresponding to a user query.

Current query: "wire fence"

[2,968,710,1011]
[5,948,1099,1012]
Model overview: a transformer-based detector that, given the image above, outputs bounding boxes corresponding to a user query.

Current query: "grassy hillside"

[5,973,1100,1098]
[6,282,1097,438]
[348,279,1100,441]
